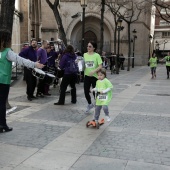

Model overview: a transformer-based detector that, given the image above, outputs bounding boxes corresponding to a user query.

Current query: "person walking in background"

[160,52,170,79]
[149,53,157,79]
[19,38,38,101]
[46,45,58,90]
[91,68,113,122]
[83,41,102,113]
[54,45,78,105]
[0,32,44,133]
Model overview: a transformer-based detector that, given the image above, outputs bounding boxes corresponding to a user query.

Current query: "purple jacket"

[47,51,58,67]
[19,46,37,62]
[37,48,47,64]
[59,53,77,74]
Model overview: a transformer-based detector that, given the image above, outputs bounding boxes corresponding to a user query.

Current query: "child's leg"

[94,106,102,121]
[151,67,154,78]
[154,67,156,77]
[102,105,109,116]
[103,105,111,122]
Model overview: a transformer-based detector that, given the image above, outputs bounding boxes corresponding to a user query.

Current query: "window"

[160,20,170,26]
[160,8,170,14]
[162,32,170,37]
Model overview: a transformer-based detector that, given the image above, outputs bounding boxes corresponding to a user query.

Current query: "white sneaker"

[106,116,111,122]
[85,104,94,113]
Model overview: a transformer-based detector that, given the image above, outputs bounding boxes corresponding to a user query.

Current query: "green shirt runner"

[149,57,157,68]
[95,78,113,106]
[164,56,170,66]
[84,52,102,78]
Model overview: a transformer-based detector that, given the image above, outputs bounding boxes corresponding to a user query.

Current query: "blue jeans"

[151,67,156,76]
[0,83,10,126]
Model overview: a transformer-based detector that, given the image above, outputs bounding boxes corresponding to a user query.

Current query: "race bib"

[98,93,107,101]
[85,61,94,68]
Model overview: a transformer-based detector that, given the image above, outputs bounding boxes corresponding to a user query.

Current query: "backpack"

[67,57,79,74]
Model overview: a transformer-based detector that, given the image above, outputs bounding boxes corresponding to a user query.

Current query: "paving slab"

[70,155,127,170]
[125,161,170,170]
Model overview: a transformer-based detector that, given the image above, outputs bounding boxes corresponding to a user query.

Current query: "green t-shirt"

[164,56,170,66]
[84,52,102,78]
[149,57,157,68]
[95,78,113,106]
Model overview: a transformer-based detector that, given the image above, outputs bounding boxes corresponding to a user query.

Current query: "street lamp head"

[117,18,123,27]
[149,35,152,39]
[80,0,88,7]
[155,40,159,45]
[132,29,137,35]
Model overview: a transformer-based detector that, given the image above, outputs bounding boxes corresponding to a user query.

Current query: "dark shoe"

[54,102,64,105]
[167,76,169,79]
[36,92,44,98]
[71,101,76,104]
[44,93,51,96]
[27,96,32,101]
[31,96,37,99]
[0,126,13,133]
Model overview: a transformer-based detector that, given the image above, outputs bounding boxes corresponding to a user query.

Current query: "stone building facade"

[12,0,152,65]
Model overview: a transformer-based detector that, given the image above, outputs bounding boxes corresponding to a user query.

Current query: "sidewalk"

[1,65,170,170]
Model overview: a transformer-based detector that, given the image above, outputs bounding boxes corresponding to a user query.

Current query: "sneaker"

[106,116,111,122]
[85,104,94,113]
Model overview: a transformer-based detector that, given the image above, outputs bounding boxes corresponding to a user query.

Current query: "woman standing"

[0,33,44,133]
[54,45,78,105]
[84,41,103,113]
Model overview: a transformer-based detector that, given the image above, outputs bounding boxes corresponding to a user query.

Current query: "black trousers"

[58,74,77,104]
[84,75,98,104]
[24,67,37,97]
[166,66,170,77]
[37,78,45,94]
[0,83,10,126]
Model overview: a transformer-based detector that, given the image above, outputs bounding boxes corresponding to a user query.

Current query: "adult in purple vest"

[19,39,38,101]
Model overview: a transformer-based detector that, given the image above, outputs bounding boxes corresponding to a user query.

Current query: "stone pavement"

[1,65,170,170]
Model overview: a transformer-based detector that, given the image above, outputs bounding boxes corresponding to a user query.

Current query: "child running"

[149,54,157,79]
[91,68,113,122]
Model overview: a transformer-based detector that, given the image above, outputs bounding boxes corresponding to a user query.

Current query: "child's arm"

[91,88,97,92]
[100,88,111,94]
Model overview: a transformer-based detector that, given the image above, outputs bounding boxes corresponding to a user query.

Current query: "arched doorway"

[84,30,97,52]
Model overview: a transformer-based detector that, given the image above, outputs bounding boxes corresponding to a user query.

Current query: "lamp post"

[116,18,124,74]
[0,0,2,13]
[80,0,87,55]
[162,39,168,58]
[155,40,159,60]
[132,29,137,68]
[149,35,152,59]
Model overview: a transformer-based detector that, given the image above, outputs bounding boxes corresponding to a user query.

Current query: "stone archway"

[68,14,113,52]
[67,12,114,52]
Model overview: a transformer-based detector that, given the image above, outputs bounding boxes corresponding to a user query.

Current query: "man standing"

[36,40,48,96]
[19,39,38,101]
